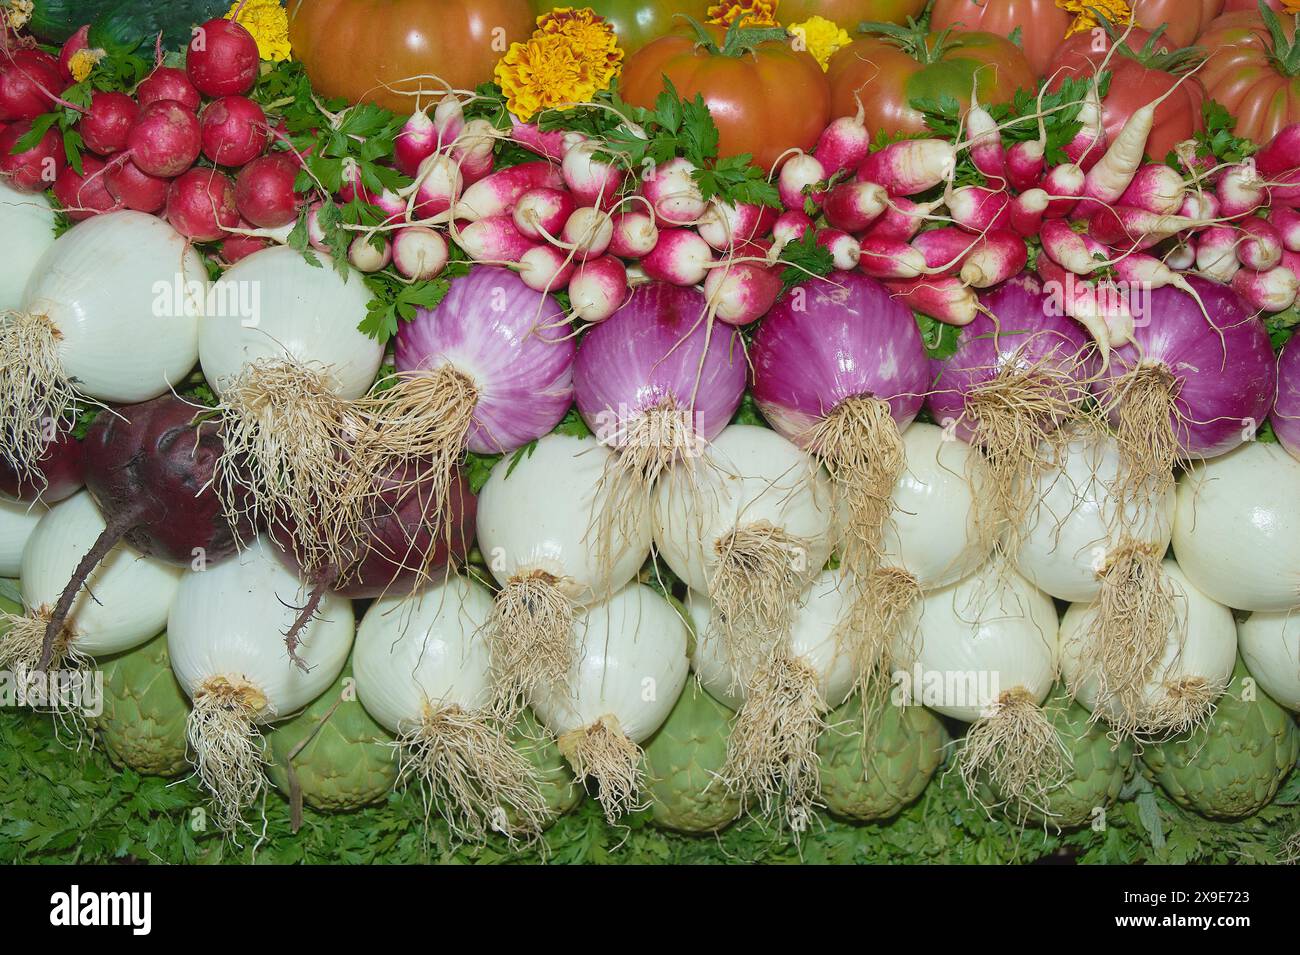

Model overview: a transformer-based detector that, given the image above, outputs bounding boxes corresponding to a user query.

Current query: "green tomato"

[1141,659,1300,821]
[642,680,741,834]
[817,694,947,822]
[96,632,191,778]
[531,0,707,57]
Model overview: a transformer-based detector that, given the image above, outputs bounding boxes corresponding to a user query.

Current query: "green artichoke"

[981,686,1133,829]
[266,664,399,814]
[817,695,948,822]
[507,708,583,830]
[642,680,741,834]
[1141,659,1300,820]
[96,632,191,777]
[0,581,20,617]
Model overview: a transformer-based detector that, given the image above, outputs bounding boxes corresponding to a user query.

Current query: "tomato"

[776,0,927,29]
[1052,27,1206,161]
[928,0,1072,77]
[1220,0,1286,14]
[531,0,706,56]
[1131,0,1224,47]
[825,30,1035,137]
[288,0,535,114]
[1199,10,1300,145]
[619,23,829,172]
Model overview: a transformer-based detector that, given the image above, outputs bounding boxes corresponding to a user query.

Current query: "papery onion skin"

[573,282,746,444]
[750,273,929,442]
[1091,278,1276,459]
[1274,336,1300,462]
[393,266,576,454]
[925,274,1091,444]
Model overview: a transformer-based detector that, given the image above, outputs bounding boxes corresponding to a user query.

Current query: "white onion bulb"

[1,181,55,311]
[1236,611,1300,713]
[0,495,46,577]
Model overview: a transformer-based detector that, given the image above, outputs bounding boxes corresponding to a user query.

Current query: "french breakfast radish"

[569,255,628,322]
[641,228,713,285]
[456,160,563,222]
[856,139,955,195]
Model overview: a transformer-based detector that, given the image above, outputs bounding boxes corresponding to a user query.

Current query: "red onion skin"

[1091,277,1277,459]
[573,282,747,445]
[393,266,575,454]
[0,431,84,503]
[1275,336,1300,462]
[926,273,1092,444]
[750,272,929,443]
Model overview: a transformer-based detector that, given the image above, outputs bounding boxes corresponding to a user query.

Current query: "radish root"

[958,688,1070,815]
[710,521,809,672]
[0,310,73,480]
[557,716,644,823]
[398,704,548,844]
[488,571,574,699]
[186,677,269,833]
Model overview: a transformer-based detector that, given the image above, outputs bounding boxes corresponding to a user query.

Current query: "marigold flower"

[788,16,850,70]
[706,0,778,28]
[226,0,292,62]
[1058,0,1132,38]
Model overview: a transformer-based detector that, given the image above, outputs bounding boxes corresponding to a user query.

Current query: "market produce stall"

[2,0,1300,866]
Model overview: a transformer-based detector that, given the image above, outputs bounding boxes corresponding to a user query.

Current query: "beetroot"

[234,151,300,227]
[79,91,138,155]
[136,67,200,110]
[0,431,84,503]
[53,154,121,220]
[0,120,66,192]
[127,100,201,178]
[0,49,67,122]
[199,95,267,167]
[166,167,239,240]
[186,19,260,98]
[104,151,169,212]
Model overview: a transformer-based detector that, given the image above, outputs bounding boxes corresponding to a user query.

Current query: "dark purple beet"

[0,431,85,503]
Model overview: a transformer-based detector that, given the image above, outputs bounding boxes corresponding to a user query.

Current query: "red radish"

[856,139,955,196]
[1270,206,1300,252]
[136,67,200,110]
[697,200,777,251]
[0,49,68,122]
[186,18,259,97]
[771,209,813,253]
[822,179,887,233]
[642,156,706,224]
[221,225,269,264]
[457,160,562,222]
[561,206,613,258]
[338,158,404,223]
[1236,219,1284,271]
[1265,167,1300,209]
[1165,240,1195,271]
[1062,83,1106,171]
[349,234,392,272]
[1233,265,1299,313]
[304,202,332,252]
[1180,190,1218,220]
[457,215,535,262]
[858,237,925,279]
[562,141,623,209]
[509,116,571,161]
[127,100,201,178]
[166,167,239,241]
[910,227,974,273]
[815,228,860,270]
[451,118,496,184]
[814,111,870,177]
[959,230,1027,288]
[79,91,138,156]
[569,255,627,322]
[1283,249,1300,278]
[778,152,824,210]
[1217,164,1266,219]
[1254,123,1300,177]
[885,276,979,326]
[103,152,169,212]
[608,210,658,258]
[392,226,448,280]
[235,152,300,228]
[965,100,1006,186]
[431,97,465,149]
[1042,163,1085,218]
[703,260,781,325]
[948,185,1010,233]
[1116,164,1185,215]
[512,186,574,240]
[1087,206,1195,250]
[53,155,120,220]
[412,152,462,221]
[1036,255,1134,353]
[860,197,935,242]
[394,108,439,177]
[199,95,268,167]
[1010,189,1048,237]
[0,120,65,192]
[518,244,575,292]
[1042,218,1106,275]
[1007,140,1045,193]
[641,228,713,285]
[1196,226,1243,284]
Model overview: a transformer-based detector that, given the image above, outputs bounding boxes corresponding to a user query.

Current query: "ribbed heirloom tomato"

[1199,7,1300,144]
[776,0,926,29]
[531,0,705,56]
[1131,0,1224,47]
[620,22,829,173]
[928,0,1072,77]
[288,0,535,114]
[825,24,1035,136]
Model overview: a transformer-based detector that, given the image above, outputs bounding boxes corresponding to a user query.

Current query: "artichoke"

[817,695,948,822]
[266,664,398,814]
[96,631,191,777]
[1141,659,1300,820]
[642,680,741,834]
[507,708,583,830]
[0,581,20,617]
[980,686,1133,829]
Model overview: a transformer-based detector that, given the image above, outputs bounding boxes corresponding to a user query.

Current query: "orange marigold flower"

[706,0,778,28]
[495,31,615,120]
[1058,0,1131,37]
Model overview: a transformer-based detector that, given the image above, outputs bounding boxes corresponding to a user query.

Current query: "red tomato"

[1199,9,1300,145]
[1131,0,1224,47]
[929,0,1073,77]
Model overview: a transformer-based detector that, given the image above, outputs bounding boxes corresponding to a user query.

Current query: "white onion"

[1172,441,1300,612]
[1060,558,1237,737]
[0,181,55,311]
[0,495,46,577]
[529,583,688,822]
[1236,611,1300,713]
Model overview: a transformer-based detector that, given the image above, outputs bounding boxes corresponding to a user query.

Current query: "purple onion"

[751,272,929,441]
[926,274,1092,443]
[1092,277,1275,459]
[1275,336,1300,461]
[574,282,746,446]
[394,265,575,454]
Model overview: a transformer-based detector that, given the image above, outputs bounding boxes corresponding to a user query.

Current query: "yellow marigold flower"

[535,6,624,77]
[788,16,850,70]
[1058,0,1131,37]
[5,0,33,31]
[1284,0,1300,15]
[68,48,106,83]
[226,0,292,62]
[496,33,612,121]
[707,0,778,28]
